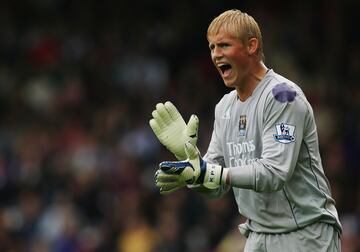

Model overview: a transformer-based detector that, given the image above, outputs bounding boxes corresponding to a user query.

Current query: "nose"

[211,47,223,61]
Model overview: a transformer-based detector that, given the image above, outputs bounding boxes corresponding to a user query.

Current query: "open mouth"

[218,64,232,75]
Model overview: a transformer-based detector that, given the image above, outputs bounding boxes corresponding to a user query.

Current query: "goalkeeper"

[150,9,342,252]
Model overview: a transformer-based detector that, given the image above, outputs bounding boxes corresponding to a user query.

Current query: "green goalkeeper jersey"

[203,69,342,234]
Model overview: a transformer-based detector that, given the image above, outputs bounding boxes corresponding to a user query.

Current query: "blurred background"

[0,0,358,251]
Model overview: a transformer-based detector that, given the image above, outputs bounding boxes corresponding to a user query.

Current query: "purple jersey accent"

[272,83,297,102]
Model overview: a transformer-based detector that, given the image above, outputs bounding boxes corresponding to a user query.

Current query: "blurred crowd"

[0,1,358,252]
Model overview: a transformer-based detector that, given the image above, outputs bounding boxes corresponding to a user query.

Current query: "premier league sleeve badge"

[273,123,296,143]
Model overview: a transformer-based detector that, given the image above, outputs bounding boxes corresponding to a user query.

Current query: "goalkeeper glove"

[158,141,229,190]
[149,101,198,160]
[154,169,185,195]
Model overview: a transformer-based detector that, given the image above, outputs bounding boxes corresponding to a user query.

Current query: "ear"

[247,38,259,56]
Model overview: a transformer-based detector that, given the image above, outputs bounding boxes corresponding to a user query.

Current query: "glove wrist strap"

[203,164,228,189]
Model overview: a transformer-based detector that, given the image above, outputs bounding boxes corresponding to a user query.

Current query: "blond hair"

[207,9,264,61]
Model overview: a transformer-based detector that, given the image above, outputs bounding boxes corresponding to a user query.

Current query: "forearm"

[227,160,289,192]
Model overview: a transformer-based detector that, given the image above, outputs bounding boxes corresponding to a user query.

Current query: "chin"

[223,79,236,88]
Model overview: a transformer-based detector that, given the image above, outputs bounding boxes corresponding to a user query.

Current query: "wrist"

[221,168,229,185]
[203,164,228,189]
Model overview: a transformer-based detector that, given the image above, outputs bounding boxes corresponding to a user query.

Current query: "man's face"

[208,31,251,88]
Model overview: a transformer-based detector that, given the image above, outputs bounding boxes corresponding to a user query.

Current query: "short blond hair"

[207,9,264,61]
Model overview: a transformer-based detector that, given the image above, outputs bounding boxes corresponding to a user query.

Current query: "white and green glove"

[149,101,199,160]
[154,170,186,195]
[155,141,228,194]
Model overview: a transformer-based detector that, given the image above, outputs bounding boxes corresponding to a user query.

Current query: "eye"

[219,43,230,49]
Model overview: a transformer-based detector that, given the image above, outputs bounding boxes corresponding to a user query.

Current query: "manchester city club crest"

[274,123,296,143]
[239,115,247,137]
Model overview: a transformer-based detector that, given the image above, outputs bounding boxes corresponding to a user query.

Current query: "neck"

[236,61,268,102]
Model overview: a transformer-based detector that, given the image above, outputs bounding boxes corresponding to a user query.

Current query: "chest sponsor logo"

[274,123,295,143]
[227,140,257,166]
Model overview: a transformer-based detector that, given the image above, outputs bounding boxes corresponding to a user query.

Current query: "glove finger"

[157,181,181,190]
[151,110,165,128]
[184,141,199,159]
[186,114,199,140]
[158,102,186,126]
[149,119,165,141]
[155,103,174,125]
[164,101,183,122]
[156,172,179,182]
[154,169,162,180]
[160,186,182,195]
